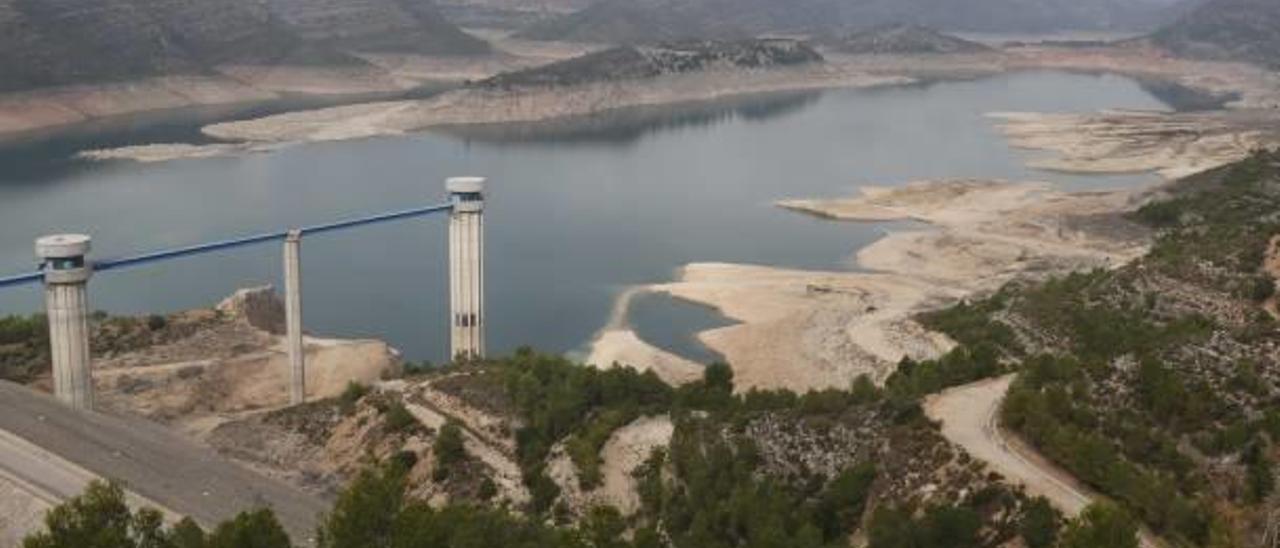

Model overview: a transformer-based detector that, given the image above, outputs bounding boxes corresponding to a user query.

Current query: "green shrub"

[1059,503,1139,548]
[23,481,290,548]
[1250,275,1277,302]
[1019,497,1059,548]
[382,401,419,434]
[338,382,369,415]
[146,315,167,332]
[433,421,467,481]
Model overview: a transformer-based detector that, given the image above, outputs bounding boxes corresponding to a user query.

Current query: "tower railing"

[0,178,486,410]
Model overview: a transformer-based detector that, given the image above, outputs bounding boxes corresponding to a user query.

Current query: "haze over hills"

[517,0,1191,44]
[264,0,489,54]
[828,24,991,54]
[435,0,592,28]
[1151,0,1280,68]
[0,0,487,94]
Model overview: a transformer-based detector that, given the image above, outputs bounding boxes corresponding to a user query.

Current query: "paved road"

[925,375,1161,548]
[0,381,327,545]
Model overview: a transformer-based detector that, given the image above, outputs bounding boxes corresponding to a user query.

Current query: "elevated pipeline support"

[283,230,305,405]
[0,187,488,410]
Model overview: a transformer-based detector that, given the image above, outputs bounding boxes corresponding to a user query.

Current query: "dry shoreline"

[588,178,1155,393]
[0,34,598,141]
[68,44,1280,164]
[581,48,1280,392]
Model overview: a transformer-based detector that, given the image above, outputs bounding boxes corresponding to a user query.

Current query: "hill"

[481,39,823,89]
[518,0,1187,44]
[830,24,992,55]
[0,0,486,94]
[436,0,592,29]
[919,149,1280,544]
[1151,0,1280,69]
[263,0,490,54]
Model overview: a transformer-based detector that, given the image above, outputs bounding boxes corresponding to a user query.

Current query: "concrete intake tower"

[448,177,485,360]
[36,234,94,410]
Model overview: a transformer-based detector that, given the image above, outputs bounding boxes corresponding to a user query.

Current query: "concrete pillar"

[36,235,94,410]
[283,230,305,405]
[447,177,485,360]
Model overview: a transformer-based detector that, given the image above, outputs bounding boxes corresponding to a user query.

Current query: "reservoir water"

[0,71,1171,364]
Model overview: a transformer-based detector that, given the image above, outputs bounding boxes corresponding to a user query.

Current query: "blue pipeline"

[0,202,455,286]
[0,271,43,289]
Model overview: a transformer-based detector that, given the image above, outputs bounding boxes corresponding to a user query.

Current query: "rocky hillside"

[0,0,486,94]
[921,150,1280,545]
[263,0,489,54]
[1151,0,1280,69]
[208,352,1063,546]
[518,0,1187,44]
[829,24,992,55]
[481,39,822,88]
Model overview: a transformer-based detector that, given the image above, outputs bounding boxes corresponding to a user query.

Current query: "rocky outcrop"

[216,286,287,335]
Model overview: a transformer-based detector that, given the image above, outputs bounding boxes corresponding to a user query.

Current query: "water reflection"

[627,290,731,365]
[434,91,822,146]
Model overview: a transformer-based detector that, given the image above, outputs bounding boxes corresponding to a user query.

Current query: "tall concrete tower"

[36,234,94,410]
[447,177,485,360]
[283,230,305,405]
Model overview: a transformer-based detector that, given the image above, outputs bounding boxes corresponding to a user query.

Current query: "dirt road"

[0,381,327,544]
[925,375,1092,513]
[925,375,1161,547]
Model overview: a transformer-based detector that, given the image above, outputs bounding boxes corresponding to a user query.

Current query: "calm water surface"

[0,71,1170,363]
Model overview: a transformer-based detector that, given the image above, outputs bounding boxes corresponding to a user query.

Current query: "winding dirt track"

[925,375,1161,547]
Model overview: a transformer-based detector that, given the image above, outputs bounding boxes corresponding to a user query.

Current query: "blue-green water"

[0,71,1170,363]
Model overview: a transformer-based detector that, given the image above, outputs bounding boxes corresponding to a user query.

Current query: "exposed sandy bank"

[205,66,908,142]
[990,110,1280,180]
[76,43,1280,164]
[0,38,590,140]
[596,179,1150,394]
[584,287,705,386]
[650,263,959,392]
[1003,45,1280,110]
[84,64,910,162]
[79,143,268,163]
[0,77,275,136]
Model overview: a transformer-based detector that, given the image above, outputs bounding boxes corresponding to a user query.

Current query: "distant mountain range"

[517,0,1191,43]
[0,0,488,93]
[1150,0,1280,68]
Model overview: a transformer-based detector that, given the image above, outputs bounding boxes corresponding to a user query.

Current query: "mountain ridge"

[517,0,1189,44]
[0,0,488,94]
[1150,0,1280,69]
